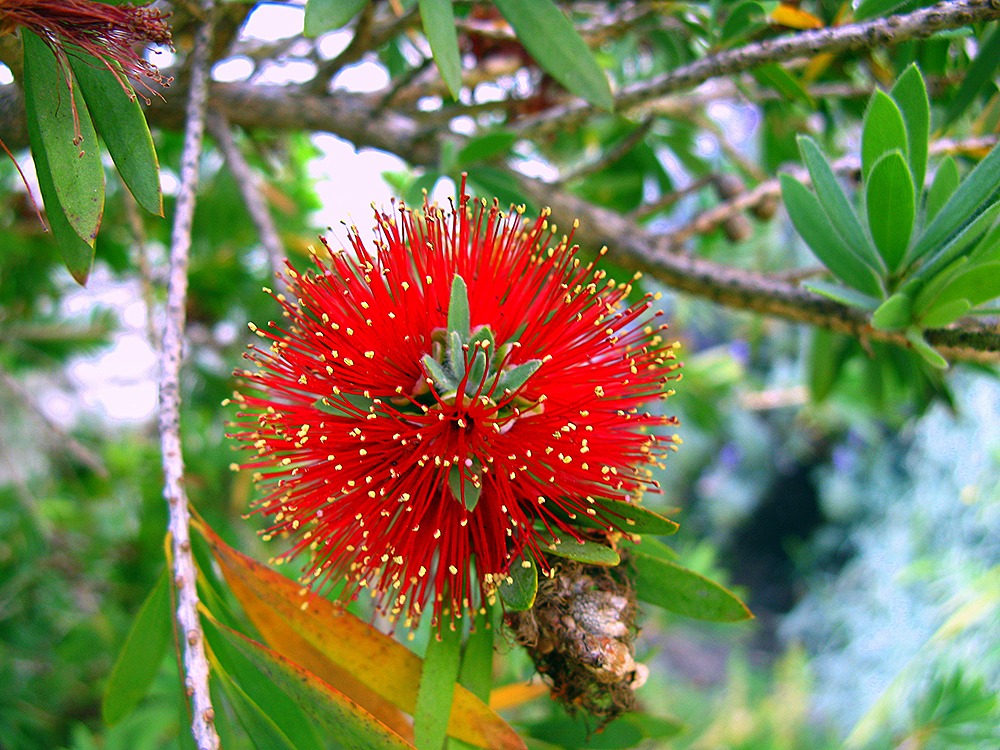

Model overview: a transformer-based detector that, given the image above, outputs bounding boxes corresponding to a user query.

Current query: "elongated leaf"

[205,615,416,750]
[871,292,913,331]
[720,1,767,46]
[102,568,172,725]
[457,132,519,165]
[908,202,1000,285]
[926,157,960,224]
[197,520,526,750]
[781,174,883,296]
[854,0,909,21]
[540,531,620,565]
[803,280,881,311]
[910,141,1000,263]
[891,63,929,195]
[919,298,972,328]
[591,499,679,535]
[304,0,369,36]
[861,90,908,181]
[415,620,463,750]
[808,328,855,402]
[204,621,325,750]
[867,151,915,273]
[23,65,96,283]
[69,54,162,216]
[493,0,613,111]
[905,326,948,369]
[798,136,883,273]
[459,604,495,703]
[631,553,752,622]
[498,553,538,611]
[22,31,104,243]
[943,24,1000,128]
[449,274,471,339]
[419,0,462,99]
[750,64,813,107]
[923,261,1000,313]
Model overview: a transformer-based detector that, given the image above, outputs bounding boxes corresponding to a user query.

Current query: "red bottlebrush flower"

[0,0,172,99]
[228,186,681,629]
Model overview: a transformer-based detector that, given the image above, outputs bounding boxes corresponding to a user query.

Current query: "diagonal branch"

[513,0,1000,136]
[157,2,219,749]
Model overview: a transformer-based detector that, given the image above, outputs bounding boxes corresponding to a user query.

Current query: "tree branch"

[157,3,220,749]
[513,0,1000,136]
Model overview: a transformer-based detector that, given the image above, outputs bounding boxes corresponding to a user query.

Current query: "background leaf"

[631,553,753,622]
[304,0,369,36]
[419,0,463,100]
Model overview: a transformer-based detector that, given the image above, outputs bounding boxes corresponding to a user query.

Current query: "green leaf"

[909,140,1000,263]
[798,136,883,274]
[920,262,1000,324]
[559,499,679,535]
[861,90,909,181]
[808,328,855,402]
[854,0,909,21]
[421,355,457,392]
[866,151,915,273]
[907,201,1000,285]
[212,663,313,750]
[22,31,104,244]
[541,531,620,566]
[780,173,883,296]
[632,536,679,562]
[919,298,972,328]
[304,0,369,36]
[803,280,881,311]
[942,24,1000,128]
[926,157,960,223]
[497,359,543,394]
[498,552,538,610]
[871,291,913,331]
[905,326,949,369]
[419,0,462,100]
[69,53,162,216]
[493,0,614,111]
[720,1,768,46]
[457,131,519,165]
[631,553,752,622]
[448,274,471,340]
[448,457,483,512]
[205,615,414,750]
[891,63,929,195]
[313,392,376,418]
[750,64,813,108]
[458,603,495,703]
[414,618,463,750]
[102,568,172,725]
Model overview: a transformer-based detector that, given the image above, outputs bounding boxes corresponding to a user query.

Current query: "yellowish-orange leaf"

[488,681,550,711]
[770,4,823,29]
[196,518,526,750]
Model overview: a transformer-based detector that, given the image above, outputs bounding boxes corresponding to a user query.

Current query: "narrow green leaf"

[912,256,969,315]
[447,457,483,512]
[206,615,414,750]
[493,0,614,111]
[421,355,457,392]
[102,568,172,725]
[854,0,909,21]
[213,668,307,750]
[720,1,768,46]
[798,136,883,273]
[69,53,162,216]
[632,536,678,562]
[458,602,495,703]
[497,359,542,394]
[780,173,883,296]
[926,157,960,223]
[861,90,908,180]
[910,140,1000,263]
[871,292,913,331]
[414,619,463,750]
[891,63,929,194]
[631,553,753,622]
[803,281,882,311]
[448,274,471,339]
[942,24,1000,128]
[922,262,1000,320]
[907,201,1000,285]
[808,329,855,402]
[448,330,466,381]
[304,0,369,36]
[498,552,538,611]
[866,151,915,272]
[25,99,96,284]
[541,531,620,566]
[919,298,972,328]
[457,132,519,165]
[419,0,462,100]
[905,327,949,369]
[22,31,104,243]
[556,498,679,535]
[750,64,813,107]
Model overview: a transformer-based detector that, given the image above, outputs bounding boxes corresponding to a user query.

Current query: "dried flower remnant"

[507,556,645,723]
[228,185,681,631]
[0,0,172,101]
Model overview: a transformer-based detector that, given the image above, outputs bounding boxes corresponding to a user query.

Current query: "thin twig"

[157,2,219,749]
[0,365,108,478]
[207,111,287,290]
[513,0,1000,136]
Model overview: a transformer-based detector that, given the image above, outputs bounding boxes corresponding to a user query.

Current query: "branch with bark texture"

[157,3,220,749]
